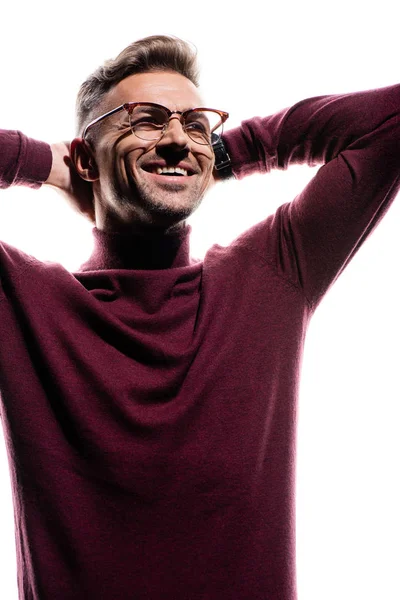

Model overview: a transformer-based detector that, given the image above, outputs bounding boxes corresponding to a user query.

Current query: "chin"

[138,183,204,218]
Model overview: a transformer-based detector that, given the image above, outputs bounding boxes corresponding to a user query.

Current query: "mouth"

[140,164,197,185]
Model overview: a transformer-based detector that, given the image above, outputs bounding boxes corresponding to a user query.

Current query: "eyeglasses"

[82,102,229,146]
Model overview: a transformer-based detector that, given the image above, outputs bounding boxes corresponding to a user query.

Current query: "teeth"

[155,166,188,176]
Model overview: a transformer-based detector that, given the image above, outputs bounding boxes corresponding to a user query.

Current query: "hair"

[75,35,200,136]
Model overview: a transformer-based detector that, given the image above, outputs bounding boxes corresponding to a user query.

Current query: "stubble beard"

[120,170,207,226]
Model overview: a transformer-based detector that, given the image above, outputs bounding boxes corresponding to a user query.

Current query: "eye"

[186,121,208,132]
[139,117,160,124]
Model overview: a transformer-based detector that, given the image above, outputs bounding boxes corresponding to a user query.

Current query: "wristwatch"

[212,135,233,180]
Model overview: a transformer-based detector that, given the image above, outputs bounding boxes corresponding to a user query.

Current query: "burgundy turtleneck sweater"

[1,83,400,600]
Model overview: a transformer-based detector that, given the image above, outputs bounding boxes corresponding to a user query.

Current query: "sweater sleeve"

[222,84,400,308]
[0,129,52,189]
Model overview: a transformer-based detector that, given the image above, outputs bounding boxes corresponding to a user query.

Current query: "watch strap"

[212,135,233,180]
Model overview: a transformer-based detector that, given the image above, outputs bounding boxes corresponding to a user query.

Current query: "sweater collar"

[79,223,193,271]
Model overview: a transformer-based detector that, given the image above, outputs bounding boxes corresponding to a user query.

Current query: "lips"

[141,170,192,185]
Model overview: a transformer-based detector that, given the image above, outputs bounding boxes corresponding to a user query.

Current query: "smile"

[154,166,188,176]
[141,163,196,177]
[140,168,193,184]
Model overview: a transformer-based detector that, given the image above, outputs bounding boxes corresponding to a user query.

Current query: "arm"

[0,130,95,223]
[221,84,400,308]
[222,84,400,176]
[0,129,52,189]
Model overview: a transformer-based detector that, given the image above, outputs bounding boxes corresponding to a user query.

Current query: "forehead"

[105,71,205,112]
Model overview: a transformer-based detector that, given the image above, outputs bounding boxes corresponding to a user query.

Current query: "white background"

[0,1,399,598]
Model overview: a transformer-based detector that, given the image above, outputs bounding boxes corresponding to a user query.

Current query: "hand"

[45,142,96,224]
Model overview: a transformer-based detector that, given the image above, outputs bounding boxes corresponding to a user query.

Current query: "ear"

[70,138,99,182]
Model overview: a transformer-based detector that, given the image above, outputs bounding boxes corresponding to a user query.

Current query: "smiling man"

[0,34,400,600]
[71,70,220,234]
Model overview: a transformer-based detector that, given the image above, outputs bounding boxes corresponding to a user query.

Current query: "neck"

[78,222,193,271]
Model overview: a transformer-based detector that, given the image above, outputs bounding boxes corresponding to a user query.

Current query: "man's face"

[86,71,215,234]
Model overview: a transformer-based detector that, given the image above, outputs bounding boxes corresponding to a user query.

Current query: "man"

[0,34,399,600]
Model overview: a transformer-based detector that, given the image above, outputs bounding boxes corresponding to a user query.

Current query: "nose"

[156,115,190,149]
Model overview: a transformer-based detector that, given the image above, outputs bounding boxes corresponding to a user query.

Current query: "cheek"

[95,151,130,198]
[203,155,215,180]
[101,150,133,183]
[197,148,214,173]
[97,136,144,175]
[95,144,117,176]
[122,147,148,176]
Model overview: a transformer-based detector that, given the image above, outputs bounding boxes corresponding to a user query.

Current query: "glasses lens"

[184,110,223,145]
[129,105,169,140]
[128,105,224,145]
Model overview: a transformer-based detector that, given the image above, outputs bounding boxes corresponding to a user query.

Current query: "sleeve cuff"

[222,124,264,181]
[0,130,53,190]
[16,133,53,188]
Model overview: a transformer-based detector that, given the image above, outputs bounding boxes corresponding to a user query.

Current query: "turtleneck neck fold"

[79,223,193,271]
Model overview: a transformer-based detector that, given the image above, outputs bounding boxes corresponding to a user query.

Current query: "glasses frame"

[82,102,229,146]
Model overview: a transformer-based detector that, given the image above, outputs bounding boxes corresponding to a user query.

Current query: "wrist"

[45,142,70,189]
[212,136,233,180]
